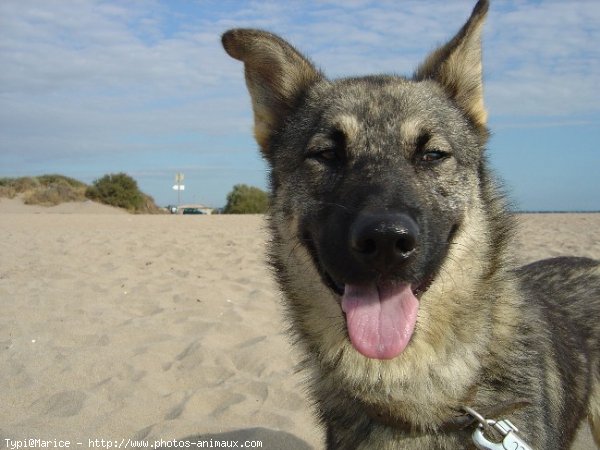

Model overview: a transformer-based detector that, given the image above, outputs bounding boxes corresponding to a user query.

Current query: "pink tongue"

[341,282,419,359]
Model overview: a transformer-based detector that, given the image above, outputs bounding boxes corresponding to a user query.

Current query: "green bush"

[223,184,269,214]
[85,173,145,212]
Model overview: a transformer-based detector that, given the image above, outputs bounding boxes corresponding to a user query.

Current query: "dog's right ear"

[414,0,489,130]
[222,29,323,154]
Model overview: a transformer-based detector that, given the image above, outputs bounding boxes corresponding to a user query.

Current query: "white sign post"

[174,173,185,207]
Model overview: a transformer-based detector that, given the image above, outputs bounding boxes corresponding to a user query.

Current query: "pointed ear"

[222,29,323,153]
[414,0,489,129]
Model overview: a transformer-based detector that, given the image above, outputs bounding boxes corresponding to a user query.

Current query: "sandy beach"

[1,197,598,449]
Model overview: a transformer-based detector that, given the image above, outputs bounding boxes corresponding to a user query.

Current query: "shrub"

[0,175,86,205]
[0,173,161,213]
[24,178,86,206]
[138,193,164,214]
[0,185,17,199]
[223,184,269,214]
[37,174,87,190]
[85,173,145,212]
[0,176,39,196]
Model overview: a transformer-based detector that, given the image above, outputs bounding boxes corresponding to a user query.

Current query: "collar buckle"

[463,406,533,450]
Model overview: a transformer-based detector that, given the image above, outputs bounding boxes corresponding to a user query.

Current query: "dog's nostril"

[395,233,416,255]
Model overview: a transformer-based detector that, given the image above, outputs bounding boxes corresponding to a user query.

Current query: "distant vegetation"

[0,175,87,206]
[85,172,161,213]
[223,184,269,214]
[0,173,161,213]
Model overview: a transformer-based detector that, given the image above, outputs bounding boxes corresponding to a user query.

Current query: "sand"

[1,198,598,449]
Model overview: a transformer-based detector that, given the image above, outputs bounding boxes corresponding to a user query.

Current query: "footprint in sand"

[42,390,86,417]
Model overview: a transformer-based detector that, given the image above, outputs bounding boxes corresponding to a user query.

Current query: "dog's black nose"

[350,212,419,270]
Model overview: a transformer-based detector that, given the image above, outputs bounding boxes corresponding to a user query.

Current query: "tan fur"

[414,0,488,127]
[399,119,422,147]
[590,375,600,446]
[222,29,322,152]
[332,114,360,143]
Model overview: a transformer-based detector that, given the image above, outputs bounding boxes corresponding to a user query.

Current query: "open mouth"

[322,265,434,300]
[326,269,436,360]
[341,281,420,359]
[302,234,437,360]
[301,215,459,360]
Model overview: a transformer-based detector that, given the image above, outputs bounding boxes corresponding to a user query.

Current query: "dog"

[222,1,600,448]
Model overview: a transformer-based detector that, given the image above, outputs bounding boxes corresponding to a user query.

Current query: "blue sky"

[1,1,599,211]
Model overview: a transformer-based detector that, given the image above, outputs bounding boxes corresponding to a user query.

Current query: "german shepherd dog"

[222,1,600,448]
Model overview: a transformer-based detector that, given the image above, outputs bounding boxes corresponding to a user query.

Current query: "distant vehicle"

[182,207,204,215]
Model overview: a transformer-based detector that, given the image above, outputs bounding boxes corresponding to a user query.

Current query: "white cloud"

[1,0,598,207]
[3,1,598,137]
[484,1,600,118]
[0,0,247,146]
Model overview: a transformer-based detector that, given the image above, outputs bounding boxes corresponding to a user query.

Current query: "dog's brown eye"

[421,150,449,163]
[306,130,346,165]
[318,149,338,161]
[306,147,340,165]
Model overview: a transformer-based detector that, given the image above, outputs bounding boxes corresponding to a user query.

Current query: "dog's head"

[223,1,491,361]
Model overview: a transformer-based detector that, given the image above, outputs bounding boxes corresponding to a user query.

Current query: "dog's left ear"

[414,0,489,129]
[222,29,323,154]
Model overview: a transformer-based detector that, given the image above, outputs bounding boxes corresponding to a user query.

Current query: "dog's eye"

[314,149,338,162]
[306,147,341,165]
[306,130,346,166]
[421,150,449,163]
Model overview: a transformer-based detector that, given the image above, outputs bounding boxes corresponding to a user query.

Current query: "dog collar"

[361,398,530,435]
